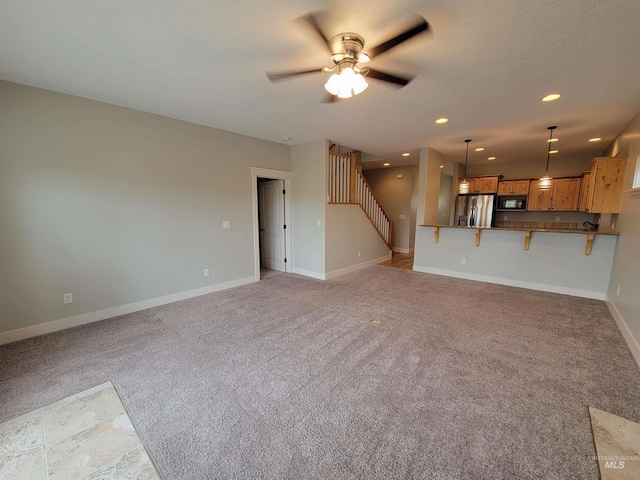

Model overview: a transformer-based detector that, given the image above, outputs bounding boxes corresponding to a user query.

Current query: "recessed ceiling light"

[542,93,561,102]
[281,136,291,141]
[440,165,444,168]
[383,162,391,166]
[487,156,496,160]
[547,138,559,142]
[475,147,484,151]
[402,153,410,157]
[549,150,558,154]
[435,118,449,124]
[589,137,602,142]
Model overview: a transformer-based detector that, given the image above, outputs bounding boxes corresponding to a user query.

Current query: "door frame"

[251,167,292,281]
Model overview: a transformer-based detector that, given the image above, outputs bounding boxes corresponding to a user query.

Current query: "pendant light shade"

[459,139,472,194]
[539,126,557,190]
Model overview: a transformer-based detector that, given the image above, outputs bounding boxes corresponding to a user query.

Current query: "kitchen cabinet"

[498,180,530,196]
[464,175,500,193]
[588,156,627,213]
[578,171,592,212]
[527,177,581,211]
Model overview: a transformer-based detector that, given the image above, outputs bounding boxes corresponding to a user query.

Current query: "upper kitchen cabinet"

[465,175,500,193]
[498,179,530,196]
[587,156,627,213]
[527,177,581,211]
[578,171,592,212]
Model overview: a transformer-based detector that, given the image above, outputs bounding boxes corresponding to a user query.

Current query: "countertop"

[420,225,619,235]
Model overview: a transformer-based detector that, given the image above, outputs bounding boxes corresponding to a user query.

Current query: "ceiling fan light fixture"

[324,66,368,98]
[324,73,341,95]
[358,53,371,63]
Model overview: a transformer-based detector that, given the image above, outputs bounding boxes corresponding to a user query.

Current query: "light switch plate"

[223,221,230,229]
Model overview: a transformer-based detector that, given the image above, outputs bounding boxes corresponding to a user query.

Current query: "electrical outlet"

[617,285,621,296]
[460,258,466,265]
[63,293,73,304]
[357,251,361,258]
[555,216,560,222]
[223,221,230,229]
[317,219,321,227]
[504,215,509,220]
[204,269,210,277]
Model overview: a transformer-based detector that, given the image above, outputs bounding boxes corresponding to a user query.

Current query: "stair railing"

[328,147,393,249]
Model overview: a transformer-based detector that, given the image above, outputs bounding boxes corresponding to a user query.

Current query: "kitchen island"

[413,224,619,299]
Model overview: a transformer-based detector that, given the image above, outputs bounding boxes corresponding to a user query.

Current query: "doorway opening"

[251,167,292,281]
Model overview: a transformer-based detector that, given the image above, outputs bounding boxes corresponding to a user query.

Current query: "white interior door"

[259,180,285,272]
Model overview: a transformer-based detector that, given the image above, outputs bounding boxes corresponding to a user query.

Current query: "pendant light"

[539,126,557,190]
[459,139,472,194]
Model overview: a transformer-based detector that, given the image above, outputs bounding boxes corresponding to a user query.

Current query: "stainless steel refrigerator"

[455,194,496,227]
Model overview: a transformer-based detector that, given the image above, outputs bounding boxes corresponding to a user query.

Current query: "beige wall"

[0,80,290,334]
[291,139,327,277]
[363,165,418,251]
[604,110,640,363]
[325,204,390,273]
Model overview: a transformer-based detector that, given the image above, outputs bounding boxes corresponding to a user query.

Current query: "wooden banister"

[328,145,393,250]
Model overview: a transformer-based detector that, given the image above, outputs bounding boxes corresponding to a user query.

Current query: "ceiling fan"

[266,12,430,101]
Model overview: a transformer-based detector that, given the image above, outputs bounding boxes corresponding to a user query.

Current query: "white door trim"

[251,167,292,281]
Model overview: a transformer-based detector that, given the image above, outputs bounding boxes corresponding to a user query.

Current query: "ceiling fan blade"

[366,69,414,87]
[298,12,332,54]
[266,68,324,82]
[366,17,429,59]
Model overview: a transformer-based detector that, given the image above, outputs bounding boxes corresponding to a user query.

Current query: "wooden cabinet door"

[498,181,513,195]
[464,178,477,193]
[578,172,592,212]
[527,180,552,210]
[476,176,499,193]
[498,179,529,195]
[590,157,627,213]
[551,178,580,211]
[512,180,530,195]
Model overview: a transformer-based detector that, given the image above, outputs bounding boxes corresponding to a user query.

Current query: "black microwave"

[499,198,526,209]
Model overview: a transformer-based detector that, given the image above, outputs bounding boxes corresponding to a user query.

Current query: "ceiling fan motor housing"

[329,33,365,63]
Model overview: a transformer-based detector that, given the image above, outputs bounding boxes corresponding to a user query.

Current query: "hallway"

[378,252,414,270]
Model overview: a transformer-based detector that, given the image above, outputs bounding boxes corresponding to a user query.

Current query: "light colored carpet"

[1,266,639,479]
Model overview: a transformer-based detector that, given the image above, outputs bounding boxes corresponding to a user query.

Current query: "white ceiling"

[2,0,640,171]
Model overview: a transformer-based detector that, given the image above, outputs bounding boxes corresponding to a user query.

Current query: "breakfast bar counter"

[420,224,618,255]
[413,224,619,299]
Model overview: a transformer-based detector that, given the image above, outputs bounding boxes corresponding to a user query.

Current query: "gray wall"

[438,174,453,225]
[325,205,390,273]
[290,139,327,276]
[605,109,640,354]
[363,165,418,251]
[0,80,290,333]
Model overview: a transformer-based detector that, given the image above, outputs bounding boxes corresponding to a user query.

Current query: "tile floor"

[0,382,159,480]
[589,406,640,480]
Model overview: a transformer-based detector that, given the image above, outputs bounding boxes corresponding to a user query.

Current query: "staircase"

[328,145,393,254]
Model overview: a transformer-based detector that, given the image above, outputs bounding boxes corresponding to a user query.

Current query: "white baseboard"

[605,295,640,369]
[325,255,389,280]
[392,247,414,254]
[292,268,326,280]
[0,276,256,346]
[412,265,606,300]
